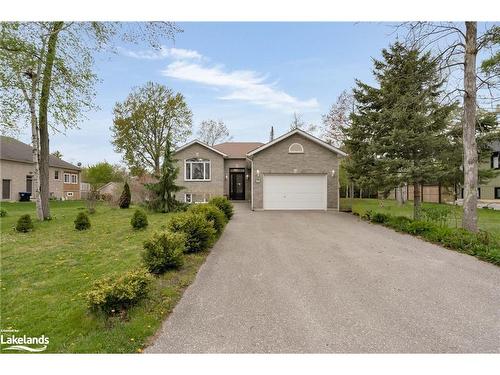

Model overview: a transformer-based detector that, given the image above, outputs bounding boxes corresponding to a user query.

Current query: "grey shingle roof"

[0,136,80,170]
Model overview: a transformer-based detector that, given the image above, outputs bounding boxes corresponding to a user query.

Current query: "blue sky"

[19,22,400,167]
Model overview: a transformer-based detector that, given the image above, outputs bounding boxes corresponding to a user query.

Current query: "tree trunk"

[413,182,421,220]
[462,21,478,232]
[38,21,64,220]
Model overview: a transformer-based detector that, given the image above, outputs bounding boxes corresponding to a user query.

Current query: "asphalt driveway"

[146,203,500,353]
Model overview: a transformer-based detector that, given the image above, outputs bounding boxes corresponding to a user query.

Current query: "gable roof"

[174,140,227,157]
[246,129,348,157]
[213,142,264,158]
[0,136,81,170]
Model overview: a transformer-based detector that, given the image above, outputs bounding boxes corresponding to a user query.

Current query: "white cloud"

[121,46,202,61]
[162,61,319,113]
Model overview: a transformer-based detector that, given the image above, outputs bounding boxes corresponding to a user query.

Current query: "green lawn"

[340,198,500,239]
[0,201,209,353]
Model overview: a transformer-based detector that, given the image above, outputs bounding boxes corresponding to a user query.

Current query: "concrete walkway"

[146,203,500,353]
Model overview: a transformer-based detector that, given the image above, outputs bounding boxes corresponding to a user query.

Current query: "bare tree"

[399,22,500,232]
[197,119,231,146]
[322,90,353,147]
[289,112,317,134]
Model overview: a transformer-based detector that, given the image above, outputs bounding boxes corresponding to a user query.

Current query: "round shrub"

[208,196,234,221]
[188,204,227,236]
[142,231,185,274]
[119,182,131,209]
[16,214,34,232]
[0,208,7,217]
[74,212,91,231]
[167,212,216,253]
[86,268,153,315]
[131,209,148,230]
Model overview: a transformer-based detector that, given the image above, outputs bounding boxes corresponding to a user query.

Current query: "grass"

[340,198,500,240]
[0,200,210,353]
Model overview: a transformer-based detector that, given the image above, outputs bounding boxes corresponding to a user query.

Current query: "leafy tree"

[322,90,353,147]
[146,138,183,213]
[197,119,231,146]
[51,150,63,158]
[82,162,125,188]
[0,22,178,220]
[112,82,192,174]
[119,182,131,209]
[344,43,456,220]
[289,112,317,133]
[399,22,500,231]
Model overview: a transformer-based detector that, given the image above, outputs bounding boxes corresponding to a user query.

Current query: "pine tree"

[146,137,183,212]
[344,43,455,219]
[119,182,131,209]
[269,126,274,142]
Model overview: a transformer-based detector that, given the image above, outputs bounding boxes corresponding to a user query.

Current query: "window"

[288,143,304,154]
[66,192,74,197]
[492,152,500,170]
[64,173,78,184]
[54,170,59,180]
[495,187,500,199]
[185,193,192,203]
[185,159,211,181]
[460,188,481,199]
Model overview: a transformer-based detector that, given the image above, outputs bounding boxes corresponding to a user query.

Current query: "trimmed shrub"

[86,268,153,316]
[131,209,148,230]
[119,182,131,209]
[208,196,234,221]
[0,208,7,217]
[167,212,216,253]
[16,214,33,233]
[371,212,389,224]
[142,231,185,274]
[74,212,91,231]
[188,204,227,236]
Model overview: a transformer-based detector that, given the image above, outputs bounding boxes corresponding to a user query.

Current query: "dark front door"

[229,171,245,200]
[2,179,11,200]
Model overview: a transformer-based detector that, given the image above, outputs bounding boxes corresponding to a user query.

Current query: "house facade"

[0,136,81,201]
[173,129,347,210]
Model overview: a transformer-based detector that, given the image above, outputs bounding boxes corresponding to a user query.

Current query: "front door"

[2,179,11,200]
[229,171,245,200]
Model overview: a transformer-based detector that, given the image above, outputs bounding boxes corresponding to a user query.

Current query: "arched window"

[185,158,211,180]
[288,143,304,154]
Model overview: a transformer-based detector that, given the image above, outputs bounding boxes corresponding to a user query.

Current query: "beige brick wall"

[223,158,251,200]
[174,144,225,203]
[0,159,80,200]
[250,133,340,209]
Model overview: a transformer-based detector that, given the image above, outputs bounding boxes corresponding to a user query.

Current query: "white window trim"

[184,159,211,181]
[64,173,70,183]
[64,172,78,184]
[66,192,74,197]
[288,143,304,154]
[185,193,192,203]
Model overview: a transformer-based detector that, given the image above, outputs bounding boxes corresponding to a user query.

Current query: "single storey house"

[0,136,81,201]
[173,129,347,210]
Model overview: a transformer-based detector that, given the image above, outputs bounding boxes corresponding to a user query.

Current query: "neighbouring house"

[0,136,81,201]
[95,174,156,204]
[382,140,500,203]
[173,129,347,210]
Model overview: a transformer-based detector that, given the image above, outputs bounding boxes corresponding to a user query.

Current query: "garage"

[263,174,327,210]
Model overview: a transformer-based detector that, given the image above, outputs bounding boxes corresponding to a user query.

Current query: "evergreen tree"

[344,43,456,219]
[269,126,274,142]
[146,137,183,213]
[119,182,131,209]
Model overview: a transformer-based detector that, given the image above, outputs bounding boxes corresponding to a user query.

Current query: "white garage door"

[263,174,327,210]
